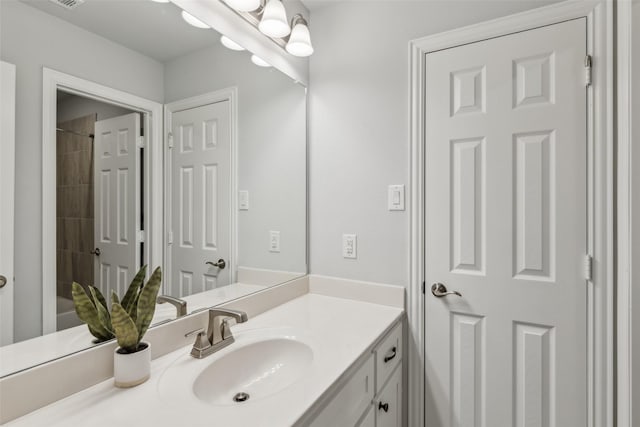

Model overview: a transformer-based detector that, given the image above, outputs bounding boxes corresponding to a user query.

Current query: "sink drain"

[233,392,250,402]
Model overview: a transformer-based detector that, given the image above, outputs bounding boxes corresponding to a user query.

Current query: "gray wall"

[165,43,307,274]
[0,0,164,341]
[307,0,555,286]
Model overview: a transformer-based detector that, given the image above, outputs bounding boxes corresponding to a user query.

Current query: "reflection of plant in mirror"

[71,265,162,353]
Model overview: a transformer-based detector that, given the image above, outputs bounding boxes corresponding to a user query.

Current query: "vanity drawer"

[309,354,375,427]
[374,322,402,393]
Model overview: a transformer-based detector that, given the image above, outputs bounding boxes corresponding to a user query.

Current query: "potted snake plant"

[72,265,162,388]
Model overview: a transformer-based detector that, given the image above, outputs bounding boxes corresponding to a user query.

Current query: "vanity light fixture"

[258,0,290,38]
[223,0,260,12]
[251,54,271,67]
[219,0,314,57]
[181,10,210,29]
[220,35,246,51]
[286,14,313,57]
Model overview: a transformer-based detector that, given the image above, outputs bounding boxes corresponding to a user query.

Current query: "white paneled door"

[170,101,231,297]
[94,113,142,298]
[424,19,587,427]
[0,61,16,345]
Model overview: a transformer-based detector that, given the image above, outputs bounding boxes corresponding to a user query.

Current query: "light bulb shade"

[258,0,290,38]
[181,11,209,29]
[224,0,260,12]
[220,35,245,51]
[286,21,313,57]
[251,55,271,67]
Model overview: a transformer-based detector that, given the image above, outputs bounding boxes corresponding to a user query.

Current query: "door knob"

[0,275,6,289]
[431,283,462,297]
[90,248,101,256]
[206,259,226,270]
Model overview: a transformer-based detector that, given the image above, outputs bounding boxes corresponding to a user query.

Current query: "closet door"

[424,19,588,427]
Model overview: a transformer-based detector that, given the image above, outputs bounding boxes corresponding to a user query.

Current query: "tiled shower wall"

[56,114,96,302]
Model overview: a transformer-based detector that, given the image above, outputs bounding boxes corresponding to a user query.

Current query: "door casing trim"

[407,2,614,426]
[615,0,634,424]
[42,68,164,335]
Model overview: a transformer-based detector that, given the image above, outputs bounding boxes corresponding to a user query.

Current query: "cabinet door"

[376,365,402,427]
[309,355,375,427]
[357,406,375,427]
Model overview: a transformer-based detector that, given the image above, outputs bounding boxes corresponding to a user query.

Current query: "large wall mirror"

[0,0,307,376]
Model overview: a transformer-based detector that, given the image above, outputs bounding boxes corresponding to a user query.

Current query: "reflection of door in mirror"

[93,113,142,299]
[55,92,140,331]
[0,61,16,346]
[170,101,231,297]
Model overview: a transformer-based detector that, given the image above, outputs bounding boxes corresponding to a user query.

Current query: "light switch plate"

[239,190,249,210]
[269,231,280,253]
[388,185,405,211]
[342,234,357,259]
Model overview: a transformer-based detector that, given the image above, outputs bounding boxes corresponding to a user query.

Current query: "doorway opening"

[55,91,142,331]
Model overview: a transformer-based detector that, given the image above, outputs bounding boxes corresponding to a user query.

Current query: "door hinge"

[167,132,174,149]
[136,136,144,149]
[137,230,146,243]
[584,254,593,281]
[167,231,173,245]
[421,281,426,294]
[584,55,592,87]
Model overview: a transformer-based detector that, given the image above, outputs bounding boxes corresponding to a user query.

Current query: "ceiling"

[21,0,221,62]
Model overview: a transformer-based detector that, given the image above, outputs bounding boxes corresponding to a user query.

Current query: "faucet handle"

[221,318,234,340]
[184,327,205,338]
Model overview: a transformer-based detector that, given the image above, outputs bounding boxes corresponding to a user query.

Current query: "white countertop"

[6,293,402,427]
[0,283,266,377]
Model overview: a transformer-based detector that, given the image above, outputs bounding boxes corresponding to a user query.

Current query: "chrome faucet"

[157,295,187,318]
[190,308,248,359]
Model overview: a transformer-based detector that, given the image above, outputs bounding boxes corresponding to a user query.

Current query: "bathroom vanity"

[2,276,405,427]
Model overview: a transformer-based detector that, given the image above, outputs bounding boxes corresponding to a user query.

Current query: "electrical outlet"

[342,234,357,259]
[269,231,280,253]
[239,190,249,210]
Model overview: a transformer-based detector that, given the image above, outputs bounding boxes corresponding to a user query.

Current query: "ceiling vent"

[49,0,84,10]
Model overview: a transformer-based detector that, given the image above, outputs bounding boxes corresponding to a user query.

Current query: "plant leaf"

[128,292,140,324]
[111,303,139,352]
[122,265,147,313]
[89,285,109,313]
[87,324,111,342]
[72,282,112,340]
[111,290,120,307]
[135,266,162,342]
[89,286,113,334]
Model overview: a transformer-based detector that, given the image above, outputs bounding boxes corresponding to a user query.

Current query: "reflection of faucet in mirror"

[190,308,248,359]
[156,295,187,318]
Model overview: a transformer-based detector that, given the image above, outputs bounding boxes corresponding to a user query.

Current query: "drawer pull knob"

[378,402,389,413]
[383,346,397,363]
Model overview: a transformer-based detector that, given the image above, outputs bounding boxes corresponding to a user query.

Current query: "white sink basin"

[157,328,313,408]
[193,338,313,405]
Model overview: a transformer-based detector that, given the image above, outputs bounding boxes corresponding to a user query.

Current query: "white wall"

[0,0,164,341]
[164,43,307,275]
[308,0,557,286]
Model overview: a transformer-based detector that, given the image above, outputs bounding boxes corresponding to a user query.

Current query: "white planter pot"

[113,342,151,388]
